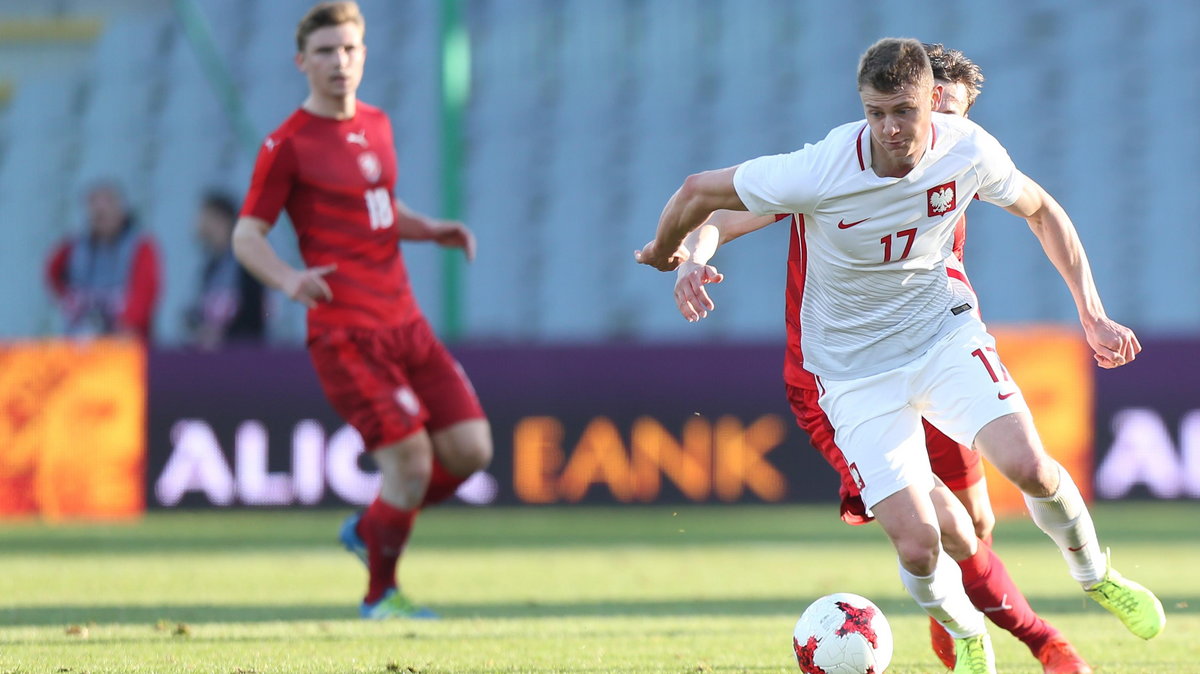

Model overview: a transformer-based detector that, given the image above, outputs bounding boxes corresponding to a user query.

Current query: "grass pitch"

[0,503,1196,673]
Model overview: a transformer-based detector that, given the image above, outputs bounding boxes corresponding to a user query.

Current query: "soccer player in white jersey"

[635,38,1164,674]
[660,43,1092,674]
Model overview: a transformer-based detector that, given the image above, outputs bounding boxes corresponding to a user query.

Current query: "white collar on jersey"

[854,121,939,177]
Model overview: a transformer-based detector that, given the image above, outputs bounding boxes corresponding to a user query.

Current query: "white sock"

[898,552,986,639]
[1023,464,1106,586]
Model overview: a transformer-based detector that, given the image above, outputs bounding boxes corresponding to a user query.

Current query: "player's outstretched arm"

[635,165,746,271]
[393,198,475,261]
[1002,179,1141,368]
[232,216,335,308]
[674,211,777,322]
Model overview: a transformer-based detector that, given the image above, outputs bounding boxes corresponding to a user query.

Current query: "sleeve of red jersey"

[120,236,161,337]
[45,240,72,299]
[240,136,298,225]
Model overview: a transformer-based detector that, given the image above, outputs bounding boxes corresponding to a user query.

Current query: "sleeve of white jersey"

[732,145,822,216]
[973,128,1026,208]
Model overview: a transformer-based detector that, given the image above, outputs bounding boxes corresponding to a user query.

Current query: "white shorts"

[815,319,1030,509]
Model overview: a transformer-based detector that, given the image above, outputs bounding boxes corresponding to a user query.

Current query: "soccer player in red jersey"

[232,1,490,619]
[659,44,1091,674]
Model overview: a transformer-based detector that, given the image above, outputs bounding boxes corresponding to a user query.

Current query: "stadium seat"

[4,0,1200,342]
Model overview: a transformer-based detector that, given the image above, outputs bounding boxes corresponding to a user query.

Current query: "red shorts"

[922,418,983,492]
[308,317,485,451]
[785,383,983,525]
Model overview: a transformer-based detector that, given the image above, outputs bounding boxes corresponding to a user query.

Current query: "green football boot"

[1085,550,1166,640]
[952,633,996,674]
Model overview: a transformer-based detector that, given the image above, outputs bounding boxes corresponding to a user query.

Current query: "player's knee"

[931,487,976,561]
[381,457,432,485]
[433,421,493,474]
[896,530,941,575]
[373,440,434,500]
[973,511,996,543]
[1008,455,1059,497]
[378,465,433,509]
[468,438,493,471]
[939,525,975,561]
[449,437,491,474]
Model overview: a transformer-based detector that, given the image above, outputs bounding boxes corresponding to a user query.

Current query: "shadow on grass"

[5,593,1195,627]
[0,503,1191,556]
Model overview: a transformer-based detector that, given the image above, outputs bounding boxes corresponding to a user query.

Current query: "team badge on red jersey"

[357,151,381,183]
[927,181,956,217]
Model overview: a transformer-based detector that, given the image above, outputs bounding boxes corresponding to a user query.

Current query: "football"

[792,592,893,674]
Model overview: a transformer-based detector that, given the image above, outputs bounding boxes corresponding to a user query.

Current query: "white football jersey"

[734,114,1025,380]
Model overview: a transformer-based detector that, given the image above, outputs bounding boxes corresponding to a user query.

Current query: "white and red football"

[792,592,893,674]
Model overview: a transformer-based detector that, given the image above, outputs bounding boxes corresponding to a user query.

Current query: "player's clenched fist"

[674,262,724,322]
[1083,316,1142,369]
[283,264,336,308]
[634,239,689,272]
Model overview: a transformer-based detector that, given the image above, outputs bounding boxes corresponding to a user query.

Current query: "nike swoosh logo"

[838,218,870,229]
[1067,544,1086,552]
[998,391,1016,400]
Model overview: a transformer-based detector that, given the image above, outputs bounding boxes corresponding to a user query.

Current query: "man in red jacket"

[45,180,161,341]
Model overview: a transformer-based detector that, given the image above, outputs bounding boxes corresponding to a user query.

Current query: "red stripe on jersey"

[332,272,406,299]
[952,213,967,262]
[784,214,818,390]
[303,240,397,267]
[310,202,378,231]
[946,267,974,293]
[855,124,868,171]
[303,174,380,198]
[948,214,979,312]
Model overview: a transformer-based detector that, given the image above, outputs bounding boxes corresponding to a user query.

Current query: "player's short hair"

[201,190,239,225]
[857,38,933,94]
[923,42,984,110]
[296,1,364,52]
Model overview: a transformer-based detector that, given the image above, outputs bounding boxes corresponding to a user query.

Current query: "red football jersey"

[241,103,419,337]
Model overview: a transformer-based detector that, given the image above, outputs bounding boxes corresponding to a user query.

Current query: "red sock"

[357,498,417,604]
[419,457,468,508]
[958,541,1058,655]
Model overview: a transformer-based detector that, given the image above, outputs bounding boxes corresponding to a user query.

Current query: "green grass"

[0,503,1196,673]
